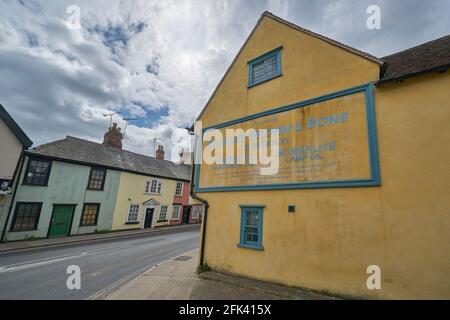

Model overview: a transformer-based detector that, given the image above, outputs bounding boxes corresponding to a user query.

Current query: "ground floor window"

[239,206,264,250]
[159,205,168,221]
[80,203,100,226]
[127,204,140,223]
[191,205,203,220]
[10,202,42,232]
[171,205,181,220]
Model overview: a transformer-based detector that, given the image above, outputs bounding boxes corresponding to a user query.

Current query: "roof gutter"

[378,64,450,85]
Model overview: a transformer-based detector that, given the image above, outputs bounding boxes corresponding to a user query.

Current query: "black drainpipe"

[187,127,209,266]
[190,155,209,266]
[1,149,26,242]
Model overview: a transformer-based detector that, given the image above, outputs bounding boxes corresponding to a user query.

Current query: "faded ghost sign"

[195,84,380,192]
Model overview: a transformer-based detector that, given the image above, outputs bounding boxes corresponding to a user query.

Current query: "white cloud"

[0,0,449,161]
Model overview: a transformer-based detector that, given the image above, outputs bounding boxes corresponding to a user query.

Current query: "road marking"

[0,225,200,256]
[0,247,122,274]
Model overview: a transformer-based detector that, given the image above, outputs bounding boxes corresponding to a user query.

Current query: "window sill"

[79,224,97,228]
[9,229,38,233]
[157,220,169,223]
[125,222,140,225]
[22,183,48,187]
[248,73,282,89]
[237,244,264,251]
[87,189,104,192]
[144,193,161,196]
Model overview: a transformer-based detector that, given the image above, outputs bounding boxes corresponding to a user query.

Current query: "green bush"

[196,263,211,274]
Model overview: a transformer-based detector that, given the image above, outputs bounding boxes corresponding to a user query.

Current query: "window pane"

[11,203,41,231]
[88,168,105,190]
[175,182,183,195]
[150,180,160,193]
[128,204,139,222]
[172,205,181,219]
[25,159,51,186]
[250,52,279,85]
[81,204,99,226]
[160,206,168,220]
[242,208,261,246]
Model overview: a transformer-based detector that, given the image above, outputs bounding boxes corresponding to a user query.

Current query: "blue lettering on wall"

[307,112,349,129]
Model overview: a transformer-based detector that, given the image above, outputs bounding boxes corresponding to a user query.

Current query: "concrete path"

[0,224,200,253]
[105,249,339,300]
[105,249,200,300]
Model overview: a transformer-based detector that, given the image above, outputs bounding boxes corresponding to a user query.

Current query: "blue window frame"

[248,47,282,88]
[239,205,264,250]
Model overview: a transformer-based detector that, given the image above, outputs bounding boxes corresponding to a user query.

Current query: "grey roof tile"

[26,136,191,181]
[381,35,450,82]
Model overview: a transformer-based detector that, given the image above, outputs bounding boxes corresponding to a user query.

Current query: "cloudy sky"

[1,0,449,161]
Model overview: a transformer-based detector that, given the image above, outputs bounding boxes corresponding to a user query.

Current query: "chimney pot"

[156,144,165,160]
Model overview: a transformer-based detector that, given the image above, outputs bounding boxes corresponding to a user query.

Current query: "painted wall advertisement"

[196,86,380,192]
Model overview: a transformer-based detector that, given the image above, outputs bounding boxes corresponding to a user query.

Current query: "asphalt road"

[0,225,200,300]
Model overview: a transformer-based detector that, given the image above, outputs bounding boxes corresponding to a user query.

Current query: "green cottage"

[3,139,122,241]
[1,122,196,242]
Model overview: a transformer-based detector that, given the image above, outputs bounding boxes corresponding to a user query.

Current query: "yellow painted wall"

[200,16,380,128]
[112,172,177,230]
[197,15,450,299]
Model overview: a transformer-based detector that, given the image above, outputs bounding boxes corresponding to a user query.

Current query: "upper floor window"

[171,205,181,220]
[88,167,106,190]
[145,179,162,194]
[239,206,264,250]
[10,202,42,232]
[248,47,282,88]
[175,182,184,196]
[23,158,52,186]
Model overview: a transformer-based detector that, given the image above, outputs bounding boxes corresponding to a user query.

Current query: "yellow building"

[193,12,450,299]
[111,172,178,230]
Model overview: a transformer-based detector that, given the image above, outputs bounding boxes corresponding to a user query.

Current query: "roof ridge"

[34,137,69,150]
[383,34,450,59]
[53,135,179,165]
[29,136,191,181]
[66,135,108,146]
[195,11,384,122]
[263,11,384,65]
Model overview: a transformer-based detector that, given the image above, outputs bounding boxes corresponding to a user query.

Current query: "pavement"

[0,224,200,253]
[0,225,200,299]
[105,249,339,300]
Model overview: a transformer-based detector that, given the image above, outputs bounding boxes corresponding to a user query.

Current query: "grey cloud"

[0,0,449,160]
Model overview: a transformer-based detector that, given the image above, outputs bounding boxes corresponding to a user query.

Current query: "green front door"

[48,205,74,238]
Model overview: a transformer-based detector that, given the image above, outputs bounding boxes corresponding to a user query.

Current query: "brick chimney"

[179,148,192,165]
[103,123,123,149]
[156,145,165,160]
